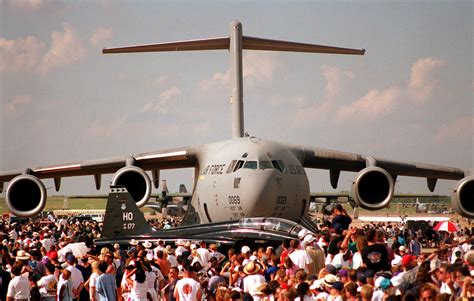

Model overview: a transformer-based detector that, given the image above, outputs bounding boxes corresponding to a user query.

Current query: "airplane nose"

[241,170,279,216]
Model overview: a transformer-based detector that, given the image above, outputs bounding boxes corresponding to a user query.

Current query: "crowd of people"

[0,204,473,301]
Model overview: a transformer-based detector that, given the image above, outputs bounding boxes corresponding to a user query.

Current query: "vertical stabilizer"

[102,21,364,140]
[229,21,244,138]
[101,185,152,238]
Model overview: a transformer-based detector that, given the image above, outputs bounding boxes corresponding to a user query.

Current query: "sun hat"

[143,241,152,249]
[16,250,31,260]
[322,274,338,288]
[243,261,263,275]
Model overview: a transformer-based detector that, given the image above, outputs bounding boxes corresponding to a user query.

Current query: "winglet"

[101,185,153,238]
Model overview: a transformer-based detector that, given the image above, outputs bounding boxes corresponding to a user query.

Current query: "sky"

[0,0,472,198]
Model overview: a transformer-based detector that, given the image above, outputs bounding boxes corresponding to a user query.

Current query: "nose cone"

[241,170,279,216]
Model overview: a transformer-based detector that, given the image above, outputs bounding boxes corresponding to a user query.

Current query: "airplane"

[0,21,472,234]
[97,185,314,246]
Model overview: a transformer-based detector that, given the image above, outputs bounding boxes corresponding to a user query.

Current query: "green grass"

[0,197,107,213]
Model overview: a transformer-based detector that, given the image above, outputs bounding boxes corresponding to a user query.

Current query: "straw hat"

[243,261,263,275]
[143,241,152,249]
[322,274,338,288]
[16,250,31,260]
[129,239,139,246]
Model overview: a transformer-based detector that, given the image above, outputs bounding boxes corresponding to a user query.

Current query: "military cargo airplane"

[0,21,472,228]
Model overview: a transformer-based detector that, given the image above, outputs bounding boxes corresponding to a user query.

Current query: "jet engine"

[111,166,151,208]
[6,174,47,217]
[351,166,394,210]
[451,176,474,219]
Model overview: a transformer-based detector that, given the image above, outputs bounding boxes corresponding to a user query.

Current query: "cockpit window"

[227,160,237,173]
[233,160,245,172]
[259,161,273,170]
[243,161,257,170]
[272,160,285,172]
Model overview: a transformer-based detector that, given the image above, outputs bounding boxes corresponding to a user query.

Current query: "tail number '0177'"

[123,212,135,230]
[228,196,240,205]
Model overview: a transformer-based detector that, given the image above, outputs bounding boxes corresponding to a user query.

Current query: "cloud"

[2,95,33,118]
[0,36,45,73]
[141,86,181,114]
[434,115,474,144]
[89,27,113,47]
[243,52,278,84]
[320,65,354,98]
[337,87,402,120]
[38,23,86,75]
[199,70,229,92]
[199,52,278,92]
[83,114,128,138]
[407,57,445,103]
[329,56,444,123]
[292,100,335,128]
[5,0,45,9]
[153,76,168,86]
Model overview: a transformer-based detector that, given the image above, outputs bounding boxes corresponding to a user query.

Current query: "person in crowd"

[38,263,58,301]
[361,228,390,273]
[7,262,31,301]
[95,261,117,301]
[174,262,202,301]
[58,269,74,301]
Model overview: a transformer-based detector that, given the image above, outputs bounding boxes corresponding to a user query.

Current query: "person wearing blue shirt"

[95,262,117,301]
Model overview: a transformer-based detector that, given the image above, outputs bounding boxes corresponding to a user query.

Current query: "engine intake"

[6,175,47,217]
[451,176,474,219]
[351,167,394,210]
[111,166,151,208]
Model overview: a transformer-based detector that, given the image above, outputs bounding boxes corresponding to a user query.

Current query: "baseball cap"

[241,246,251,254]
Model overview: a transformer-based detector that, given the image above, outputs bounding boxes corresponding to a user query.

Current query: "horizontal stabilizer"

[103,36,365,56]
[242,36,365,55]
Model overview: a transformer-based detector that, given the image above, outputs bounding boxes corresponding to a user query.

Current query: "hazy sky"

[1,0,472,198]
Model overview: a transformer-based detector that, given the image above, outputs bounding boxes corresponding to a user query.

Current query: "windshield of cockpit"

[227,159,285,173]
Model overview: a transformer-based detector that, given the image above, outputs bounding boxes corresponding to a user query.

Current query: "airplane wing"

[0,146,198,217]
[290,144,471,216]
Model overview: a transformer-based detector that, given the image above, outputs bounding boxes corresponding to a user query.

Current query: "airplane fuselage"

[182,137,310,224]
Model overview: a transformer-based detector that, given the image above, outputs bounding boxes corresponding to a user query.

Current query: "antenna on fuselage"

[103,21,365,139]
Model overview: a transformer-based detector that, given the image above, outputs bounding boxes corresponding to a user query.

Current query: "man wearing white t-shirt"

[60,255,84,300]
[174,263,202,301]
[196,241,212,270]
[37,264,58,301]
[289,240,313,273]
[7,264,31,301]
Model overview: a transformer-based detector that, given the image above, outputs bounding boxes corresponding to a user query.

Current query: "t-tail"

[101,185,153,238]
[103,20,365,139]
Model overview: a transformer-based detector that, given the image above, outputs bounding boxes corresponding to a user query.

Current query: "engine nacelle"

[451,176,474,219]
[351,167,395,210]
[111,166,151,208]
[6,174,47,218]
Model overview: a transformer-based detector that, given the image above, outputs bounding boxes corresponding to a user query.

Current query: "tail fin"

[103,20,365,139]
[101,185,153,238]
[179,184,187,193]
